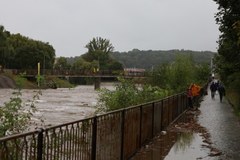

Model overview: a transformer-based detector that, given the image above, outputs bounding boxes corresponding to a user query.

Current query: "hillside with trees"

[111,49,216,69]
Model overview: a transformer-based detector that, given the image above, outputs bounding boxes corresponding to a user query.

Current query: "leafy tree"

[148,54,210,93]
[170,54,195,92]
[7,34,56,69]
[72,57,98,73]
[0,26,56,70]
[54,57,71,70]
[147,63,171,89]
[107,60,123,71]
[213,0,240,112]
[233,21,240,45]
[84,37,115,70]
[213,0,240,82]
[194,63,211,84]
[0,25,11,68]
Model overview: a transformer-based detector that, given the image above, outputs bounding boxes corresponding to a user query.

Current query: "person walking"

[210,81,217,99]
[190,83,201,109]
[218,83,226,102]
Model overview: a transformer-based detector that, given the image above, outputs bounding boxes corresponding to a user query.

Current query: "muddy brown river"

[0,83,115,128]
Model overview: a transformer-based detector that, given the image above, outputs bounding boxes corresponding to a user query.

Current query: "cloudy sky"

[0,0,219,57]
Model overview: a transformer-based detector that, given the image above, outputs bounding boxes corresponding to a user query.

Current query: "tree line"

[54,37,123,73]
[111,49,216,69]
[0,27,123,73]
[1,25,215,74]
[0,26,55,70]
[213,0,240,86]
[213,0,240,112]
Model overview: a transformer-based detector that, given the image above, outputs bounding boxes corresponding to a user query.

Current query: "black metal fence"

[0,93,188,160]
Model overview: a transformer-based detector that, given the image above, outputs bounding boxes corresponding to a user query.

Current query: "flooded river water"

[0,83,115,127]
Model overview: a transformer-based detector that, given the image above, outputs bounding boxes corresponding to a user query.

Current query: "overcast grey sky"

[0,0,219,57]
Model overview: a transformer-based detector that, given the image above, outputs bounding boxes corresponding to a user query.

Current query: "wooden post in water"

[94,77,101,90]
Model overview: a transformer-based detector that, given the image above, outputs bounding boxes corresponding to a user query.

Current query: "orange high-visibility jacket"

[191,84,201,96]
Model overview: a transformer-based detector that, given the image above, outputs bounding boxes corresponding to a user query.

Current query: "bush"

[148,54,210,93]
[226,72,240,112]
[0,89,42,137]
[96,78,169,113]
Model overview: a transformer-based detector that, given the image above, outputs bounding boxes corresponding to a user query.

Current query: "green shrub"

[96,78,168,113]
[148,54,210,93]
[0,89,42,137]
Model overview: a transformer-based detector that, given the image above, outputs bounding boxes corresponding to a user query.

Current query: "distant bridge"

[3,69,146,79]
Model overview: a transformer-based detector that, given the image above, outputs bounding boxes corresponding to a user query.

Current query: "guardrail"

[0,93,188,160]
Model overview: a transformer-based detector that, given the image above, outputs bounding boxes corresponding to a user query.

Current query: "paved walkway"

[131,88,240,160]
[198,89,240,159]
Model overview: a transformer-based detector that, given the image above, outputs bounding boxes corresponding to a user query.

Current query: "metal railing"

[3,69,146,77]
[0,93,188,160]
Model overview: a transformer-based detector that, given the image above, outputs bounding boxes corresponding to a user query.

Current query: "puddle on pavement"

[132,132,210,160]
[164,132,209,159]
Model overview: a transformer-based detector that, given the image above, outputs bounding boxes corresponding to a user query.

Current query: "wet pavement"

[198,90,240,159]
[131,88,240,160]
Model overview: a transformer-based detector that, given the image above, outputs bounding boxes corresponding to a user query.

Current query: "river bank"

[0,73,74,89]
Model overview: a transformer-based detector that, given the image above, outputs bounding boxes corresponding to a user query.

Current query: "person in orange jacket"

[189,83,201,109]
[191,83,201,97]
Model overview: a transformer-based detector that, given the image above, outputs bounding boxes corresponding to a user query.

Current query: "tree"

[233,21,240,45]
[72,57,98,73]
[7,34,56,69]
[213,0,240,82]
[0,25,11,68]
[107,60,123,71]
[84,37,114,70]
[0,26,56,70]
[54,57,71,70]
[148,54,209,93]
[167,54,195,92]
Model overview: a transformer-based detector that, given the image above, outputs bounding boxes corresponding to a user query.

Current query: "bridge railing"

[0,93,188,160]
[3,69,146,77]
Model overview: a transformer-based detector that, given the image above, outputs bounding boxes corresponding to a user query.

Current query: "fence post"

[37,128,44,160]
[121,109,126,160]
[152,102,155,138]
[139,105,143,147]
[92,117,97,160]
[161,100,164,131]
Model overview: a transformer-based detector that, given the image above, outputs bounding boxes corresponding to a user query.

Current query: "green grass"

[2,72,75,89]
[51,77,75,88]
